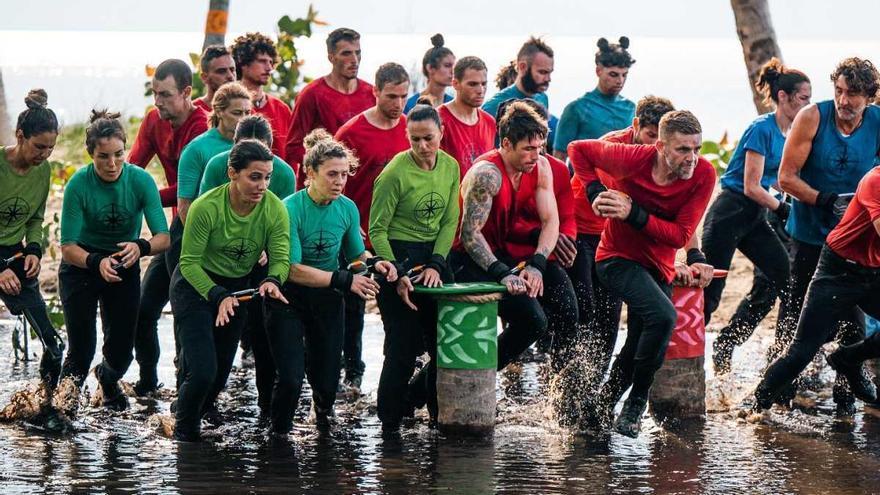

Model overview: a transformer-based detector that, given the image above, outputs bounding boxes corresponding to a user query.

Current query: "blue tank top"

[720,112,785,194]
[786,100,880,245]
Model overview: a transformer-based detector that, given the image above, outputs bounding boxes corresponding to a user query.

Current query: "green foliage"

[701,131,737,176]
[270,5,324,106]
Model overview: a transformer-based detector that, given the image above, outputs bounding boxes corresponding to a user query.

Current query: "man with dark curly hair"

[285,28,374,187]
[754,57,880,413]
[554,37,636,161]
[231,32,292,159]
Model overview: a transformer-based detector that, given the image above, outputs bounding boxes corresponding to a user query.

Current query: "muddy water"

[1,313,880,494]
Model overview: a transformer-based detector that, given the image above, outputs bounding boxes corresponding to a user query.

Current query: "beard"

[521,67,543,95]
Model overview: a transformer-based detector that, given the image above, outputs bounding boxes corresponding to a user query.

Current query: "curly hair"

[595,36,635,68]
[830,57,880,99]
[635,96,675,128]
[231,32,278,79]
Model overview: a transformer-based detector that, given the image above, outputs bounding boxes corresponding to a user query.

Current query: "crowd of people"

[2,26,880,442]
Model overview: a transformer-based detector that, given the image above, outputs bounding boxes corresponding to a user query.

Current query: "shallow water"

[1,312,880,494]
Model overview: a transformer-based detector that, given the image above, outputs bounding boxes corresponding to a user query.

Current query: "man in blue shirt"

[482,37,553,121]
[553,36,636,162]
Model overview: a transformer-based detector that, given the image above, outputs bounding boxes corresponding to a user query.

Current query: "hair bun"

[416,95,435,106]
[618,36,630,49]
[430,33,445,48]
[89,108,122,124]
[303,128,334,151]
[24,89,48,110]
[597,38,610,52]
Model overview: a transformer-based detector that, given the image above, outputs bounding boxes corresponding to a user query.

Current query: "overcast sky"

[1,0,879,41]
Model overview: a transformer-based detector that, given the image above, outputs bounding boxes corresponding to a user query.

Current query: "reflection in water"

[1,316,880,493]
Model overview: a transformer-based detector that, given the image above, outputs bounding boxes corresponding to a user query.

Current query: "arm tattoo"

[460,163,503,271]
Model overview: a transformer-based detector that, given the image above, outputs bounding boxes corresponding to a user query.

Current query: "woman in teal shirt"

[263,129,397,435]
[59,110,170,410]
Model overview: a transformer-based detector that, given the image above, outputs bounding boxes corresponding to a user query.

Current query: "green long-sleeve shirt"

[198,150,296,199]
[177,128,233,200]
[0,147,50,247]
[60,163,168,252]
[180,183,290,299]
[284,189,364,271]
[368,150,461,261]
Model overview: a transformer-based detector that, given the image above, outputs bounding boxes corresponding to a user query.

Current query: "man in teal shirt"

[482,37,554,120]
[553,36,636,161]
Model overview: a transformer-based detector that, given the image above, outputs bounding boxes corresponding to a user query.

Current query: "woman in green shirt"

[263,129,397,435]
[0,89,65,396]
[370,104,461,431]
[58,110,170,410]
[171,139,290,442]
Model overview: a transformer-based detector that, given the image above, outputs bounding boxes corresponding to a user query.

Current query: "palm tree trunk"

[731,0,782,114]
[202,0,231,51]
[0,69,13,144]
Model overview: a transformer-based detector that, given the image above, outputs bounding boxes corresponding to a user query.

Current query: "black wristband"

[207,285,231,308]
[686,248,707,265]
[424,254,448,274]
[23,242,42,259]
[391,260,405,278]
[86,253,106,274]
[260,276,282,292]
[330,270,354,291]
[487,260,512,282]
[529,253,548,274]
[625,201,649,230]
[135,238,151,257]
[772,201,790,222]
[586,180,608,204]
[365,256,385,271]
[816,191,838,210]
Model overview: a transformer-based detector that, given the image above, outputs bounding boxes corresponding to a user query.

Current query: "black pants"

[343,286,366,379]
[171,267,249,437]
[757,247,880,404]
[593,257,676,404]
[771,239,864,360]
[565,233,623,386]
[262,284,345,433]
[244,264,274,411]
[134,216,182,386]
[59,255,141,388]
[702,189,791,328]
[376,240,448,426]
[450,251,549,370]
[0,244,63,388]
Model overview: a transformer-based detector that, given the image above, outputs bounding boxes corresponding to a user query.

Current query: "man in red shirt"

[755,167,880,410]
[451,101,562,371]
[231,32,292,160]
[128,58,209,395]
[439,56,496,178]
[568,96,676,394]
[332,62,410,390]
[568,110,715,437]
[286,28,375,187]
[193,45,236,112]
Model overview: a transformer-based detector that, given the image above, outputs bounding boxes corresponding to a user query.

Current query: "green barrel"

[414,282,506,435]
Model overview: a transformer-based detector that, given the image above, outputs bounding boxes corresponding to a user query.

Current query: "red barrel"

[665,269,727,360]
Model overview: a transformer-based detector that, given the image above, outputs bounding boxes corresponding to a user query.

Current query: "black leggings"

[757,247,880,404]
[594,257,676,404]
[376,240,448,426]
[170,267,249,437]
[262,284,344,433]
[565,233,623,386]
[702,189,791,330]
[0,244,63,388]
[59,255,141,388]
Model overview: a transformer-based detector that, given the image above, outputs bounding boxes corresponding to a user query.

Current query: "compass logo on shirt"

[303,229,339,261]
[826,144,855,174]
[98,203,132,232]
[414,192,445,226]
[221,238,259,262]
[0,197,30,227]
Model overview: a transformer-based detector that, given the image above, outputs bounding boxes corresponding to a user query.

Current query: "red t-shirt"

[438,105,496,179]
[254,94,292,162]
[127,106,209,207]
[285,77,375,186]
[568,140,716,283]
[827,167,880,267]
[505,154,577,261]
[335,112,410,246]
[193,97,211,113]
[571,127,633,235]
